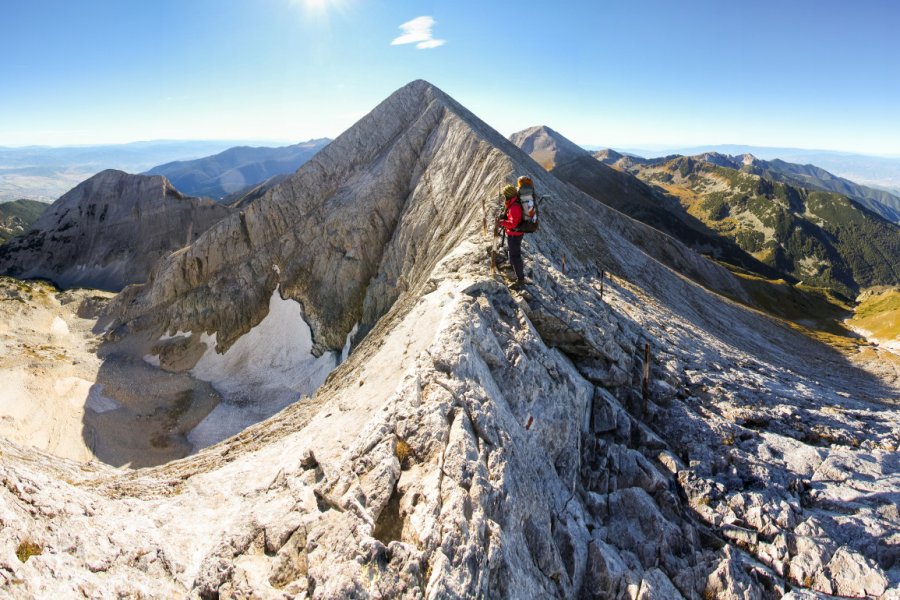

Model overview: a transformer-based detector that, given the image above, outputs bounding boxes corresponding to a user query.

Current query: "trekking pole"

[642,343,651,411]
[482,194,487,238]
[490,184,499,275]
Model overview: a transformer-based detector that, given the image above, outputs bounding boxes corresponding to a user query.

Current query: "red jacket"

[499,196,524,237]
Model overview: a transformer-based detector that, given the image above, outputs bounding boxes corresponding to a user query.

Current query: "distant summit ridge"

[603,148,900,224]
[145,138,331,200]
[511,126,783,282]
[510,125,589,170]
[0,169,230,290]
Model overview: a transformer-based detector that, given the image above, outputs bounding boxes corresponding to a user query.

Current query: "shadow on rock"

[81,342,221,469]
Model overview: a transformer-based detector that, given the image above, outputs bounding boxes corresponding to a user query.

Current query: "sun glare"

[294,0,344,18]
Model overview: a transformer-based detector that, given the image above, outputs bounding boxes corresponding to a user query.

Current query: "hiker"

[496,180,528,288]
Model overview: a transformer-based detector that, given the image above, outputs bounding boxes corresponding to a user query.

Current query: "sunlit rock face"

[0,169,231,291]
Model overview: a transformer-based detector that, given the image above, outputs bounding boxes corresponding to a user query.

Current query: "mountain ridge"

[0,140,279,202]
[675,151,900,224]
[1,80,896,599]
[603,144,900,208]
[0,169,231,290]
[512,126,785,283]
[144,138,331,200]
[632,154,900,296]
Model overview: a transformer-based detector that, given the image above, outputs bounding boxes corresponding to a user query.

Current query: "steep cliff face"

[0,170,231,291]
[1,81,897,599]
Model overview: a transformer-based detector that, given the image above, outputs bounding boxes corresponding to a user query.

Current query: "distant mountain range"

[516,127,900,297]
[613,153,900,296]
[0,199,47,244]
[510,126,783,280]
[593,144,900,197]
[601,151,900,225]
[0,139,288,202]
[144,139,331,200]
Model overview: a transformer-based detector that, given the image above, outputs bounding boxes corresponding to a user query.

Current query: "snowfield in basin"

[187,288,338,449]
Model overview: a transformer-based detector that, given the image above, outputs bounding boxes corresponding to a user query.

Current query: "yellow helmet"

[502,184,517,199]
[517,176,533,189]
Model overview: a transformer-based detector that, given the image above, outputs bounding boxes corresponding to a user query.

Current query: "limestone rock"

[0,170,230,291]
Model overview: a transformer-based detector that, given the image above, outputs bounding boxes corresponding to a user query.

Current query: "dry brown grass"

[16,540,42,563]
[395,439,412,467]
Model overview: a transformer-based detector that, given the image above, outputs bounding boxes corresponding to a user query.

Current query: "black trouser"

[507,234,525,280]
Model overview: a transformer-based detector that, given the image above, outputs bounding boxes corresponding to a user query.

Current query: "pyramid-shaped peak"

[370,79,464,118]
[394,78,445,96]
[594,148,624,161]
[509,125,592,170]
[510,125,584,150]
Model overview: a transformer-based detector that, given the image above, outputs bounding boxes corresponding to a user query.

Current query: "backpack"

[514,184,540,233]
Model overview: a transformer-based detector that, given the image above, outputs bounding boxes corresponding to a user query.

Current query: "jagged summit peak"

[594,148,624,160]
[329,79,520,162]
[509,124,591,169]
[513,124,558,138]
[108,78,545,357]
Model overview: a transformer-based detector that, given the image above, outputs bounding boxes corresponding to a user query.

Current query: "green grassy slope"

[0,199,48,244]
[635,158,900,298]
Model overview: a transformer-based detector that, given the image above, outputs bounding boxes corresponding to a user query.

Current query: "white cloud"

[391,16,446,49]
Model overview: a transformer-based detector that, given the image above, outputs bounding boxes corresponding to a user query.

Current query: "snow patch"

[144,331,192,367]
[85,384,122,413]
[159,330,192,342]
[341,322,359,364]
[187,289,338,450]
[50,316,69,337]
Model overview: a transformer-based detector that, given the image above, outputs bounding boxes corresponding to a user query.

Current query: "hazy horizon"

[4,1,900,155]
[4,136,900,163]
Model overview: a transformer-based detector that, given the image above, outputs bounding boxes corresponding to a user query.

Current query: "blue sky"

[3,0,900,155]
